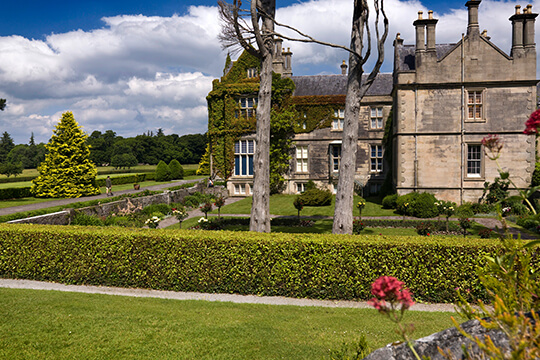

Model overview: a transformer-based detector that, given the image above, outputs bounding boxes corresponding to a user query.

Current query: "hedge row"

[0,187,33,200]
[0,224,524,303]
[95,173,156,187]
[0,175,35,184]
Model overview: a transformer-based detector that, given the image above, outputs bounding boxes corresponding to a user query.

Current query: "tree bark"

[249,0,275,232]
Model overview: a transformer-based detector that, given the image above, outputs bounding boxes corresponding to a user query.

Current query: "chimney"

[283,47,293,77]
[510,5,525,55]
[465,1,481,36]
[413,11,426,52]
[523,4,538,48]
[275,38,283,57]
[393,33,403,75]
[425,10,438,51]
[340,60,348,75]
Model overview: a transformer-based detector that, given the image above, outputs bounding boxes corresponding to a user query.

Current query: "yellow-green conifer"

[32,112,100,198]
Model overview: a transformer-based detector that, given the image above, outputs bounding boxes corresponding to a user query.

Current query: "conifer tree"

[31,112,100,198]
[155,160,171,181]
[169,159,184,180]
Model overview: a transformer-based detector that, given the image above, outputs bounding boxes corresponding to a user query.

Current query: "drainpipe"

[460,34,465,204]
[414,87,418,191]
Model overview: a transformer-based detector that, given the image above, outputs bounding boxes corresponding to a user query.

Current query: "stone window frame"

[236,97,258,119]
[332,109,344,131]
[466,88,486,123]
[330,144,341,173]
[234,184,246,195]
[370,144,384,173]
[234,140,255,177]
[296,145,309,173]
[370,107,384,129]
[247,68,258,78]
[296,182,306,194]
[465,143,484,180]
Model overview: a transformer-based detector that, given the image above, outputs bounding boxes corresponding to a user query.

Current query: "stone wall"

[8,184,227,226]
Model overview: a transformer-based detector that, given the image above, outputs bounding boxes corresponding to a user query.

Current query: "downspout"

[414,87,418,191]
[460,33,465,204]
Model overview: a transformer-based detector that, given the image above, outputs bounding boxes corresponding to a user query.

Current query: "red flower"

[370,276,414,311]
[524,109,540,134]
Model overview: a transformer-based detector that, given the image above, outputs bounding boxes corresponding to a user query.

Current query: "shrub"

[478,228,493,239]
[471,202,494,214]
[532,162,540,187]
[382,194,398,209]
[169,159,184,180]
[352,219,365,234]
[482,175,510,204]
[395,192,419,215]
[141,203,171,216]
[409,193,438,218]
[71,213,104,226]
[416,222,433,236]
[298,188,332,206]
[456,203,475,218]
[516,214,540,231]
[305,180,317,191]
[0,187,33,200]
[155,160,171,181]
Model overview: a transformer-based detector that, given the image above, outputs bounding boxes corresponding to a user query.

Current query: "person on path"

[105,176,113,196]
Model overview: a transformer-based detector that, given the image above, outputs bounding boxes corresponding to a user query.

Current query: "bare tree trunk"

[249,0,275,232]
[333,56,362,234]
[250,53,273,232]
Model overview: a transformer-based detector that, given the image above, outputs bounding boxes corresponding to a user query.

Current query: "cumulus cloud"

[0,0,538,144]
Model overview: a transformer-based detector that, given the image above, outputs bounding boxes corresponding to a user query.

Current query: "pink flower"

[524,109,540,134]
[481,134,503,160]
[370,276,414,311]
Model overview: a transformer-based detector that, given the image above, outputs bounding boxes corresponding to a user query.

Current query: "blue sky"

[0,0,536,143]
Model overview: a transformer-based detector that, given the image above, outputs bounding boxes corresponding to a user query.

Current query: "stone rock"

[362,318,509,360]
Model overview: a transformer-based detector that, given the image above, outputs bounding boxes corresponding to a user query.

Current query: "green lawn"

[0,288,457,360]
[213,195,397,217]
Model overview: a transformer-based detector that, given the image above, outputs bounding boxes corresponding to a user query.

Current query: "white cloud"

[0,0,538,144]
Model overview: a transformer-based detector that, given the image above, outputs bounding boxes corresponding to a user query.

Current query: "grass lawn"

[213,195,397,217]
[0,288,457,360]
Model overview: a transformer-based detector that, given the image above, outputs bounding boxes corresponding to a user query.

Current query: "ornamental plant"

[459,217,471,237]
[200,202,213,219]
[356,197,366,220]
[352,218,365,234]
[214,196,226,219]
[32,112,101,198]
[172,207,188,228]
[437,200,456,232]
[293,197,303,218]
[144,216,161,229]
[368,276,419,360]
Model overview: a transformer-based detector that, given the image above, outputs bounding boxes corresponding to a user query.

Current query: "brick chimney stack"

[465,0,481,36]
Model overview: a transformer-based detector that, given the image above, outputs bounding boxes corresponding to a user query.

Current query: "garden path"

[0,179,202,216]
[0,278,456,312]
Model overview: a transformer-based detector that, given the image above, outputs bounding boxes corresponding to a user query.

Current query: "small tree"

[356,197,366,221]
[293,197,303,219]
[169,159,184,180]
[32,112,100,198]
[0,99,6,111]
[200,202,213,219]
[110,153,137,169]
[214,196,226,219]
[0,162,23,177]
[155,160,171,181]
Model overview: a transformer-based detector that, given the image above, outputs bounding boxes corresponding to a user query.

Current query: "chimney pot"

[418,11,423,20]
[516,5,521,14]
[428,10,433,19]
[396,32,401,39]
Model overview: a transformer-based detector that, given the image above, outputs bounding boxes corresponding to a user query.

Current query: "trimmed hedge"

[95,173,155,187]
[0,175,35,184]
[0,187,33,200]
[0,224,528,303]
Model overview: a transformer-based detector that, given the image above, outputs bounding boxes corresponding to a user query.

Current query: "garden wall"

[8,184,227,226]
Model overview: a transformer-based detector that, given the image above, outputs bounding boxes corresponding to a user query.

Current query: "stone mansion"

[204,0,538,204]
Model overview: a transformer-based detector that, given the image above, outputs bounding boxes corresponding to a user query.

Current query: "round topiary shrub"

[395,192,419,215]
[155,160,171,181]
[298,188,332,206]
[169,159,184,180]
[382,194,398,209]
[410,192,439,218]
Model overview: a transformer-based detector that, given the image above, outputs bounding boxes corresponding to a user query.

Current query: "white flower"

[198,217,208,223]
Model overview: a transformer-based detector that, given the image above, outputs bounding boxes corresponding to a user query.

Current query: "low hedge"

[0,175,35,184]
[0,224,526,303]
[95,173,155,187]
[0,187,33,200]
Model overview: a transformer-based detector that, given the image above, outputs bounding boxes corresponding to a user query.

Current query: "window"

[296,146,308,173]
[234,184,246,195]
[247,183,252,195]
[333,109,344,130]
[331,145,341,172]
[467,90,483,120]
[370,145,383,172]
[296,183,306,194]
[467,144,482,177]
[247,68,258,78]
[236,97,258,118]
[370,107,383,129]
[234,140,255,176]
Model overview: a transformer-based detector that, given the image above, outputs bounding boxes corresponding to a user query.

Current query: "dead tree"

[219,0,275,232]
[219,0,388,234]
[332,0,388,235]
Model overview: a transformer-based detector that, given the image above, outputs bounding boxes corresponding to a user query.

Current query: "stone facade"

[211,0,538,204]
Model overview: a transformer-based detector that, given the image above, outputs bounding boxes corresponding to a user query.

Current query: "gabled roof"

[291,73,393,97]
[396,44,457,71]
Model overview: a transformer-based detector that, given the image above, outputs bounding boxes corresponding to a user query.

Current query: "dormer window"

[333,109,344,130]
[247,68,258,78]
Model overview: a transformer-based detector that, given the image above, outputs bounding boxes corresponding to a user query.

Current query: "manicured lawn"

[0,288,457,360]
[213,195,397,217]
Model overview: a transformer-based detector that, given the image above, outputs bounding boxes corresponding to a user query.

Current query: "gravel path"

[0,278,457,312]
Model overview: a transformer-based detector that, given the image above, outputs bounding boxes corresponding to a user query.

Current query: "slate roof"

[291,73,393,97]
[397,44,457,71]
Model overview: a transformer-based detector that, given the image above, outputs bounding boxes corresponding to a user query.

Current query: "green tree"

[169,159,184,180]
[155,160,171,181]
[0,131,15,163]
[110,153,137,169]
[270,107,295,194]
[0,99,6,111]
[0,162,23,177]
[31,112,100,198]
